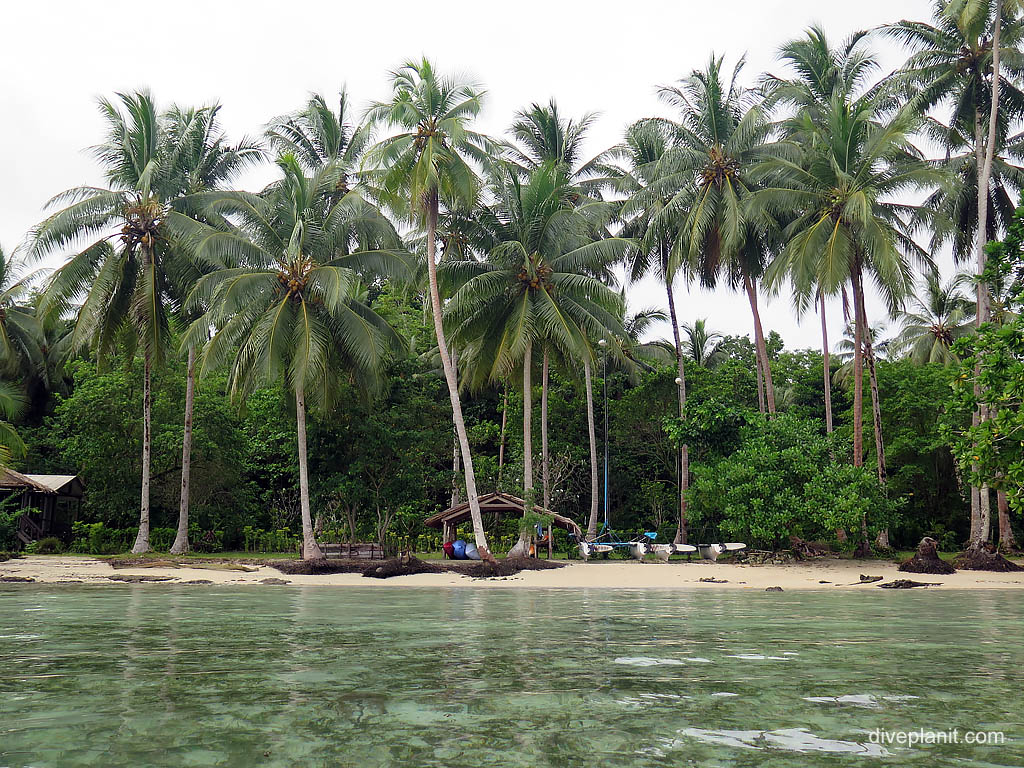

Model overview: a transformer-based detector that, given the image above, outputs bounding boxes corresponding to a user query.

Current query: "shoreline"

[3,555,1024,590]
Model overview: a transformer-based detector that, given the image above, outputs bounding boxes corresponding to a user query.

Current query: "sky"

[1,0,949,352]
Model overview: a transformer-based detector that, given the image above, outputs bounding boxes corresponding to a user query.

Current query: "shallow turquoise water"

[1,586,1022,767]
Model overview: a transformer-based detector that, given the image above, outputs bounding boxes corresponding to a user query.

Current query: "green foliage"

[27,536,64,554]
[948,208,1024,513]
[0,500,23,550]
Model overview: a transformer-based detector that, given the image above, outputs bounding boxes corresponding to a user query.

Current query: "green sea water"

[1,585,1021,767]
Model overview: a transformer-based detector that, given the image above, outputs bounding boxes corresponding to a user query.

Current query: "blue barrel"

[464,543,480,560]
[452,539,467,559]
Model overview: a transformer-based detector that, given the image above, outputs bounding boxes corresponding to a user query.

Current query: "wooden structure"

[424,492,582,558]
[0,469,84,546]
[321,542,386,560]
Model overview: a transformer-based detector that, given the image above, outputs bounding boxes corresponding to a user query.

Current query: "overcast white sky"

[2,0,953,351]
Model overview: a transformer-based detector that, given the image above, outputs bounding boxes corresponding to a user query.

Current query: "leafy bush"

[28,536,64,554]
[0,501,24,551]
[149,527,176,552]
[68,522,133,554]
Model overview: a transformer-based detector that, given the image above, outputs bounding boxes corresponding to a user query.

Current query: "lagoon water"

[1,586,1022,767]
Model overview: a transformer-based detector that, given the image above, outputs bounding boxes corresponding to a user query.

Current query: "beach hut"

[423,492,582,558]
[0,469,84,545]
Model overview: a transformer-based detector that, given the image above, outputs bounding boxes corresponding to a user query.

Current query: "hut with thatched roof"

[0,468,84,545]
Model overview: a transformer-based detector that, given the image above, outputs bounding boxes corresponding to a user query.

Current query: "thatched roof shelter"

[0,469,84,545]
[424,491,582,542]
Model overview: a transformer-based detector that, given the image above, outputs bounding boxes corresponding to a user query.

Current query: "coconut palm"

[0,246,43,380]
[681,318,725,367]
[611,118,693,543]
[266,90,371,178]
[365,58,495,560]
[893,272,975,364]
[0,381,26,468]
[760,30,939,546]
[161,103,262,555]
[182,154,405,560]
[654,55,779,412]
[31,92,258,554]
[443,161,628,552]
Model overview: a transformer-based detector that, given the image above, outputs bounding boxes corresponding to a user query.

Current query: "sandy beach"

[2,555,1024,589]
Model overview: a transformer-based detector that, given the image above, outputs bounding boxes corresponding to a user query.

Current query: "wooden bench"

[321,542,386,560]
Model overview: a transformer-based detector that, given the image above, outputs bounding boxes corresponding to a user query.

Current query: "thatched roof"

[423,492,582,536]
[0,469,82,495]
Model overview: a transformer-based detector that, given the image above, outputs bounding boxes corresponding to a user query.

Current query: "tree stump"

[899,537,956,575]
[955,541,1024,572]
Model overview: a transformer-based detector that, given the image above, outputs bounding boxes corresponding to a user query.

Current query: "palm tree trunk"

[857,296,887,486]
[664,266,689,544]
[295,379,323,561]
[755,357,766,413]
[509,341,534,558]
[131,351,152,554]
[743,274,776,414]
[541,348,550,511]
[851,265,870,553]
[584,357,600,539]
[170,346,196,555]
[424,192,491,559]
[523,340,533,497]
[974,9,1002,546]
[820,292,833,434]
[497,386,507,487]
[997,488,1017,551]
[450,348,461,508]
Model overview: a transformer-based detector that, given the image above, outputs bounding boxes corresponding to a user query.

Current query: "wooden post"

[547,524,553,559]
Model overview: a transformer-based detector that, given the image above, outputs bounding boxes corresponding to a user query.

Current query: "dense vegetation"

[2,1,1022,558]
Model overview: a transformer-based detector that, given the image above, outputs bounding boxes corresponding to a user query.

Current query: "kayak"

[452,539,467,559]
[464,542,481,560]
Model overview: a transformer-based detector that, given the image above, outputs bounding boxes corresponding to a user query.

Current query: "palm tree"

[30,92,251,554]
[161,104,262,555]
[505,99,616,518]
[760,29,939,548]
[886,0,1024,545]
[0,381,26,468]
[656,55,779,413]
[443,161,627,552]
[183,154,405,560]
[365,58,495,560]
[0,247,43,380]
[893,272,975,364]
[612,118,693,543]
[681,318,725,367]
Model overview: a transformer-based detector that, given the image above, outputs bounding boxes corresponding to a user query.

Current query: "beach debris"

[106,574,174,583]
[857,575,883,584]
[878,579,941,589]
[818,580,831,584]
[765,586,783,592]
[0,575,35,582]
[789,536,830,559]
[363,554,444,579]
[699,577,729,583]
[108,558,258,572]
[954,541,1023,573]
[899,537,956,575]
[259,577,291,585]
[181,579,214,585]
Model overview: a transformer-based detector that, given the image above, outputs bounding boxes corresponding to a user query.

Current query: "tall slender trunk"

[858,295,887,486]
[584,357,600,539]
[997,488,1017,551]
[450,348,461,508]
[851,266,870,550]
[743,274,776,414]
[131,351,153,554]
[541,349,550,511]
[295,380,323,560]
[665,264,689,544]
[170,346,196,555]
[820,292,833,434]
[756,355,766,413]
[974,7,1002,545]
[523,340,533,498]
[424,193,491,559]
[497,386,508,487]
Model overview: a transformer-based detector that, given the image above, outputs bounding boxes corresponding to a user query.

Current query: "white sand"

[3,555,1024,589]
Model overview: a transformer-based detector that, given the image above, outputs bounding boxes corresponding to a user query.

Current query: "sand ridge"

[3,555,1024,589]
